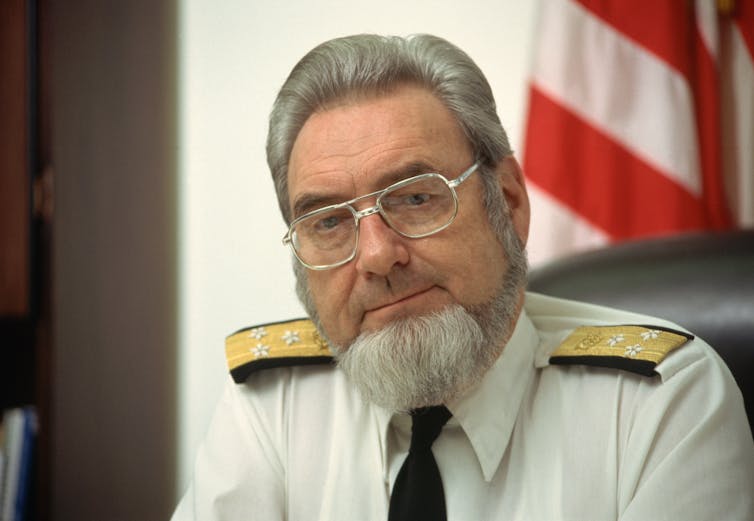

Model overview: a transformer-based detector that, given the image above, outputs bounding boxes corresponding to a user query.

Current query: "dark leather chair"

[528,230,754,431]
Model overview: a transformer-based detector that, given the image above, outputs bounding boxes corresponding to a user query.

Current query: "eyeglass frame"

[282,161,481,270]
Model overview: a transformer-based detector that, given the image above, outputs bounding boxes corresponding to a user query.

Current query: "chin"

[333,304,502,412]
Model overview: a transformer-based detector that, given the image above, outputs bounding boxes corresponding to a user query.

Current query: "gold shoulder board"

[226,318,333,383]
[549,325,693,377]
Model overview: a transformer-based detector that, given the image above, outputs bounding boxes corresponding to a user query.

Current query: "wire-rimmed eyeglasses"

[282,162,480,270]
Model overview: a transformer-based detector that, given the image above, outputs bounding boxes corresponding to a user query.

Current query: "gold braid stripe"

[226,319,331,372]
[551,325,691,364]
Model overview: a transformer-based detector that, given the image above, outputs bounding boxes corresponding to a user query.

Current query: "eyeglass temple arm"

[447,162,480,188]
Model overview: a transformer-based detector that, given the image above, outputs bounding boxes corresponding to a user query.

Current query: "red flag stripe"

[693,19,733,228]
[524,87,710,238]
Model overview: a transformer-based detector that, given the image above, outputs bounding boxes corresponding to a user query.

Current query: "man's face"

[287,85,529,348]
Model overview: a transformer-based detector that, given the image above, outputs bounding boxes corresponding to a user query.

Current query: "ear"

[496,156,530,247]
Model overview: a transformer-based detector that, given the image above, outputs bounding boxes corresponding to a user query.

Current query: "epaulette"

[226,318,334,383]
[549,325,693,377]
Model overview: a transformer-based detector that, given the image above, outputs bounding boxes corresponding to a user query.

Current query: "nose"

[354,212,410,277]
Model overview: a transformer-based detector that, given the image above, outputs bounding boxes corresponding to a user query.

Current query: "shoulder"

[524,292,718,380]
[522,294,748,439]
[220,320,352,435]
[225,318,334,384]
[219,321,369,453]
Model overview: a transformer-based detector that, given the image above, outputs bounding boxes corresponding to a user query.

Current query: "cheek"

[431,222,506,301]
[308,274,337,314]
[308,271,357,341]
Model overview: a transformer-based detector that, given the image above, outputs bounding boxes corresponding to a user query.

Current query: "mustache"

[351,268,445,315]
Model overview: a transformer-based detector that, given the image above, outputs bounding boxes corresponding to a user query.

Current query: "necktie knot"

[410,406,452,452]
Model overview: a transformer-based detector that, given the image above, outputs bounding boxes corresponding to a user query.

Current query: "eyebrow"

[291,161,439,219]
[292,193,348,219]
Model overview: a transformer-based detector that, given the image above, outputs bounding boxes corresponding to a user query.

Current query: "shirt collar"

[448,309,539,481]
[373,309,541,482]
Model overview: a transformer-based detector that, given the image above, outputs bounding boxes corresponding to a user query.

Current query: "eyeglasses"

[282,162,479,270]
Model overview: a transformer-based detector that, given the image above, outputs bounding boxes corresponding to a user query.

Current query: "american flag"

[523,0,754,265]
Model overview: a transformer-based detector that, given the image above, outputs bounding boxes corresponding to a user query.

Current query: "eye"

[382,192,432,209]
[405,193,431,206]
[314,214,344,232]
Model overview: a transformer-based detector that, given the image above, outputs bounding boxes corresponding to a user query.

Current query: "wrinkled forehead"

[286,81,452,168]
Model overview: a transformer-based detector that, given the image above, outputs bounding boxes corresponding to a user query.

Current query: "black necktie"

[388,406,452,521]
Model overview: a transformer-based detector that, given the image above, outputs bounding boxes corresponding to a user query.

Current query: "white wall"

[177,0,538,493]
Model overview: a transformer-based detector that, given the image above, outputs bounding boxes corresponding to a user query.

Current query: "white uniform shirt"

[173,293,754,520]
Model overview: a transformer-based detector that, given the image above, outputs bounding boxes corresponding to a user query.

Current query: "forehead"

[287,86,472,214]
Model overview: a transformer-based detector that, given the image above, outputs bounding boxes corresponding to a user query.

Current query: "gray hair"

[266,33,513,224]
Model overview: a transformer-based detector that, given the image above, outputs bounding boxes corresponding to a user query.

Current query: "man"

[173,34,754,520]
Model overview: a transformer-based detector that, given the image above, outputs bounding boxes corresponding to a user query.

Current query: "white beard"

[333,282,519,412]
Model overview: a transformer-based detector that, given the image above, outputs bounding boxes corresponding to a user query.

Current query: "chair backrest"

[528,230,754,431]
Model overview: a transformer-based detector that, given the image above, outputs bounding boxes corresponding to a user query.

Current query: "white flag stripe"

[527,184,610,267]
[723,25,754,226]
[695,0,719,59]
[531,0,702,196]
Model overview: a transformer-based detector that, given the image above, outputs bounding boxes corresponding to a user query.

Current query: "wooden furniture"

[1,1,52,518]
